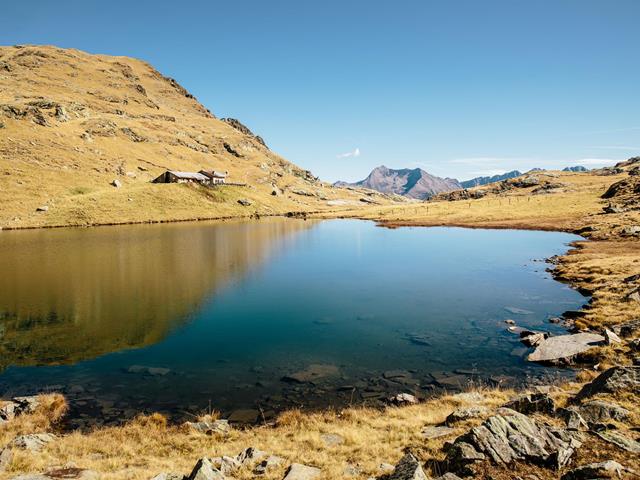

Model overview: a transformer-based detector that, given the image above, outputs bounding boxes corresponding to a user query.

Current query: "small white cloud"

[337,148,361,159]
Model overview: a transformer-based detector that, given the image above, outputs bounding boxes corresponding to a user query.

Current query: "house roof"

[200,170,228,178]
[168,171,209,181]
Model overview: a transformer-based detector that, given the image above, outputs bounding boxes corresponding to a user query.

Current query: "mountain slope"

[0,45,383,228]
[460,170,521,188]
[336,165,461,200]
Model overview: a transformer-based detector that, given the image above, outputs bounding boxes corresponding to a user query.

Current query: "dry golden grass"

[0,389,512,480]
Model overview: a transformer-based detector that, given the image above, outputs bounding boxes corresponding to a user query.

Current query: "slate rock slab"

[595,430,640,453]
[527,333,604,363]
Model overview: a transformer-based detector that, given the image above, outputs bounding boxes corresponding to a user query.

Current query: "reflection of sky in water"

[0,220,586,415]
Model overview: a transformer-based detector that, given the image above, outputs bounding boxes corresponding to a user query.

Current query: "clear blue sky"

[3,1,639,182]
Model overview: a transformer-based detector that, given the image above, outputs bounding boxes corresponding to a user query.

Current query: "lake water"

[0,219,586,426]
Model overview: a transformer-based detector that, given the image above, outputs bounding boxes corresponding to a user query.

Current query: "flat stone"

[320,433,344,446]
[10,433,57,452]
[126,365,171,376]
[445,406,489,425]
[576,366,640,399]
[421,425,457,439]
[282,463,321,480]
[527,333,604,363]
[595,430,640,453]
[386,453,428,480]
[504,306,534,315]
[281,364,339,383]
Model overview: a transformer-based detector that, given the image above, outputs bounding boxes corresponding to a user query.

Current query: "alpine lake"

[0,219,587,427]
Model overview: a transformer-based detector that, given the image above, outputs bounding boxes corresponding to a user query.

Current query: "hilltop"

[335,165,461,200]
[0,45,391,229]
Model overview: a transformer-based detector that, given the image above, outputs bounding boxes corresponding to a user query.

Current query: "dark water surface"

[0,219,586,425]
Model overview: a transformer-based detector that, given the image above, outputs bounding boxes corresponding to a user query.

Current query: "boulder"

[628,338,640,352]
[443,408,582,472]
[237,199,252,207]
[385,453,428,480]
[0,448,13,471]
[235,447,268,465]
[186,458,225,480]
[502,392,555,415]
[527,333,604,364]
[561,460,629,480]
[558,407,588,430]
[445,406,489,425]
[36,205,49,212]
[10,433,57,452]
[576,366,640,399]
[603,329,621,345]
[610,320,640,338]
[282,463,321,480]
[575,400,629,425]
[388,393,419,406]
[520,332,547,347]
[111,179,122,188]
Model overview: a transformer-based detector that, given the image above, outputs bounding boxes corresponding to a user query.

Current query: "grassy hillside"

[0,45,392,229]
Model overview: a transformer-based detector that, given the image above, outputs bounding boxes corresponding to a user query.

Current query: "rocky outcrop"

[576,366,640,399]
[221,118,266,147]
[502,392,555,415]
[282,463,321,480]
[444,406,489,425]
[443,408,582,473]
[0,396,41,422]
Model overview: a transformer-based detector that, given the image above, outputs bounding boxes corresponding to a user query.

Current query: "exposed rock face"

[576,366,640,400]
[527,333,604,364]
[502,392,555,415]
[576,400,629,424]
[221,118,266,147]
[335,166,461,200]
[385,453,428,480]
[460,170,521,188]
[443,408,582,472]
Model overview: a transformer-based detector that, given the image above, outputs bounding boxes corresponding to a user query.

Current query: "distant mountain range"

[334,166,461,200]
[335,164,590,199]
[562,165,589,172]
[460,170,522,188]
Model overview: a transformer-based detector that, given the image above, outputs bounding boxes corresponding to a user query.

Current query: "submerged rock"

[527,333,604,364]
[281,364,339,384]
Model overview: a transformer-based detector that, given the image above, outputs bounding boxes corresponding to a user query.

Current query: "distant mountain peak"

[460,170,522,189]
[335,165,461,200]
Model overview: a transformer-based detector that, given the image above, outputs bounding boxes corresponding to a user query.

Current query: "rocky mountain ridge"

[335,165,461,200]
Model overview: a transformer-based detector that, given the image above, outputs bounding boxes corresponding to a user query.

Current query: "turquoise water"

[0,219,585,424]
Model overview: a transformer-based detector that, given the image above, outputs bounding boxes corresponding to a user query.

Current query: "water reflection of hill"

[0,219,312,369]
